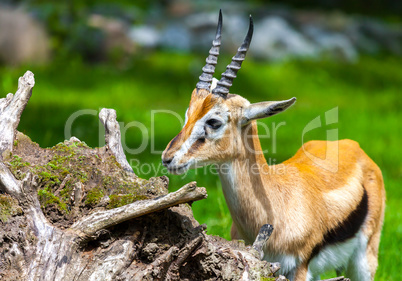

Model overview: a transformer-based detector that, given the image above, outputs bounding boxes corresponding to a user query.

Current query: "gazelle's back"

[272,139,385,279]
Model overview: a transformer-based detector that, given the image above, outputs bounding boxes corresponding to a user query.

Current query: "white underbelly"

[263,230,368,281]
[309,230,369,280]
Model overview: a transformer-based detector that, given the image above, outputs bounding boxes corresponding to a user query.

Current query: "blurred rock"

[97,4,402,62]
[357,19,402,55]
[302,25,358,61]
[88,14,136,60]
[0,7,50,66]
[7,1,399,64]
[251,16,317,61]
[128,25,160,48]
[160,24,191,51]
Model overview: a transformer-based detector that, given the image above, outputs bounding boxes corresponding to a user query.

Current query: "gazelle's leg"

[293,262,309,281]
[345,232,371,281]
[230,223,240,240]
[365,225,382,280]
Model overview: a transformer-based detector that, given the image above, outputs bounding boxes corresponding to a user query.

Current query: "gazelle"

[162,11,385,281]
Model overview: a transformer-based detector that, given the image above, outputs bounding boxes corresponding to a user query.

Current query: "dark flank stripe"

[309,188,369,262]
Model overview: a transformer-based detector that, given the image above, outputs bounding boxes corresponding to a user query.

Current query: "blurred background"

[0,0,401,279]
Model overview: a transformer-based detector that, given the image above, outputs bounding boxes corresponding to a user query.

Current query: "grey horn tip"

[196,10,223,91]
[212,13,254,97]
[217,9,222,36]
[246,15,254,44]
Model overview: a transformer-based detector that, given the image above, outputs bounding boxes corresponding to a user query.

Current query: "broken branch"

[70,181,207,242]
[319,277,350,281]
[251,224,273,260]
[99,108,133,173]
[0,71,34,154]
[166,235,204,280]
[0,162,22,196]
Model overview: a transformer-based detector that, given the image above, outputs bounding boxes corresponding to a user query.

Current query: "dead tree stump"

[0,71,281,280]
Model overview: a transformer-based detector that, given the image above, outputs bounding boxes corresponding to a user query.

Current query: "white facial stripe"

[172,104,229,166]
[173,119,203,163]
[183,108,189,128]
[174,114,210,163]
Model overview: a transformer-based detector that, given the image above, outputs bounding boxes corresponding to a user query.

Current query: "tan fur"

[162,91,385,280]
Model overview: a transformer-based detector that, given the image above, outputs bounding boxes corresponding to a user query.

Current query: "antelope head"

[162,11,296,174]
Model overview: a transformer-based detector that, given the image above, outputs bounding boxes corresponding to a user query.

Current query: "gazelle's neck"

[217,121,276,243]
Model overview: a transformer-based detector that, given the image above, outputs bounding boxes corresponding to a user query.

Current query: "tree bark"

[0,71,279,281]
[319,277,351,281]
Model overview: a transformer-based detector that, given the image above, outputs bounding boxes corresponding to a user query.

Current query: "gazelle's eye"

[206,118,222,130]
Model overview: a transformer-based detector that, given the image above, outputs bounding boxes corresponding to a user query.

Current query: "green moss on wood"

[4,133,166,226]
[0,194,23,222]
[85,187,104,206]
[8,155,30,180]
[108,193,148,209]
[38,187,68,213]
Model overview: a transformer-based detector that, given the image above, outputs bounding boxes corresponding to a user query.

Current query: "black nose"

[162,158,173,166]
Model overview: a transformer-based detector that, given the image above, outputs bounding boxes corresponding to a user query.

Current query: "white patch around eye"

[172,105,228,167]
[205,116,226,140]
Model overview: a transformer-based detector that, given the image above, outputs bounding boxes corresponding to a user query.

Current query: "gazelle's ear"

[242,97,296,125]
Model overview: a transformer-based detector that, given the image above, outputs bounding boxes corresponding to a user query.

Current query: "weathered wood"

[270,262,281,274]
[0,162,22,196]
[165,235,204,280]
[0,71,34,154]
[319,277,350,281]
[99,108,134,173]
[70,181,207,242]
[252,224,273,260]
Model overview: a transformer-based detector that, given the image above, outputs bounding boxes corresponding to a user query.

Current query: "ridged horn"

[212,15,253,98]
[196,10,222,91]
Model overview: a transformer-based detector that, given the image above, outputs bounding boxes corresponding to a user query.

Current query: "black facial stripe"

[167,132,181,150]
[188,138,206,155]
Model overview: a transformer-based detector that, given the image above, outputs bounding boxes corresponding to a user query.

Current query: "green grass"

[1,53,401,280]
